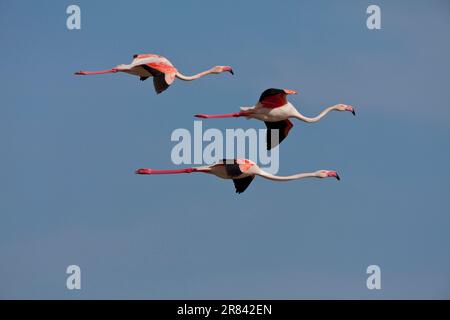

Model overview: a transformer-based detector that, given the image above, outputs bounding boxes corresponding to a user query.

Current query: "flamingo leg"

[135,168,197,175]
[195,112,251,119]
[74,69,119,75]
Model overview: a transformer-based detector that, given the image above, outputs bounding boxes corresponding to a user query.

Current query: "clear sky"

[1,0,450,299]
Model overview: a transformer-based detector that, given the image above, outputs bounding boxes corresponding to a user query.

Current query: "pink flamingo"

[195,88,355,150]
[75,53,233,94]
[135,159,340,194]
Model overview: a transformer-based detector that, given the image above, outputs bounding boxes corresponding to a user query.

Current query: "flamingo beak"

[327,171,340,180]
[345,105,356,116]
[283,89,298,95]
[223,66,234,75]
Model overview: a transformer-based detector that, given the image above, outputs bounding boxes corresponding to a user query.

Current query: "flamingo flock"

[75,53,355,193]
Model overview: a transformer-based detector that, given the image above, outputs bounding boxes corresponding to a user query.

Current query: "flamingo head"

[336,104,356,116]
[315,170,341,180]
[211,66,234,75]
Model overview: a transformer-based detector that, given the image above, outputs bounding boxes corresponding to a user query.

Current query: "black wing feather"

[139,64,169,94]
[221,159,243,177]
[153,76,169,94]
[140,64,156,75]
[259,88,285,102]
[232,176,255,194]
[264,120,294,150]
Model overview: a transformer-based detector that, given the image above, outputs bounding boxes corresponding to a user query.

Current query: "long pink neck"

[257,170,317,181]
[135,168,198,175]
[175,69,213,81]
[293,105,339,123]
[195,111,251,119]
[74,69,118,75]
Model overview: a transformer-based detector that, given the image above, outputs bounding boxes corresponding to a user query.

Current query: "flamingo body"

[75,53,233,94]
[195,88,355,150]
[136,158,340,194]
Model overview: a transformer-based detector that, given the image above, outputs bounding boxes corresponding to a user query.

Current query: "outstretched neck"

[175,68,214,81]
[257,170,317,181]
[292,105,338,123]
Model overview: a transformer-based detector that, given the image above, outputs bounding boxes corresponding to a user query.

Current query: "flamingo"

[195,88,356,150]
[74,53,234,94]
[135,159,340,194]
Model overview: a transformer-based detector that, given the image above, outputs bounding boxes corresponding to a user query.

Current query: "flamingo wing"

[232,176,255,194]
[139,63,176,94]
[153,76,170,94]
[132,53,161,61]
[259,88,288,109]
[221,159,243,177]
[133,55,177,94]
[264,119,294,150]
[145,61,177,75]
[221,159,255,177]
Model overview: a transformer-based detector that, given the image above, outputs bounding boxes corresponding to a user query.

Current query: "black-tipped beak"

[336,174,341,181]
[352,109,356,116]
[229,69,234,75]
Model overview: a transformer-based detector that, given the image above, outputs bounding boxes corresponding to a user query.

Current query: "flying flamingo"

[135,159,340,194]
[195,88,356,150]
[74,53,234,94]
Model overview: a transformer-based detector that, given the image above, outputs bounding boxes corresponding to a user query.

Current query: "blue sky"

[1,0,450,299]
